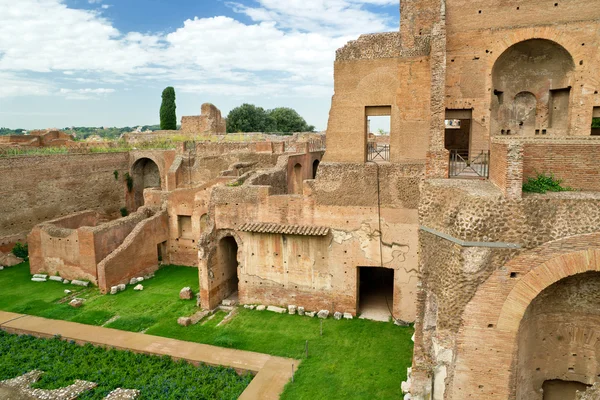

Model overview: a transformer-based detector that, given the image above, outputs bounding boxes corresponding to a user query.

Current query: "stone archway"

[198,230,243,310]
[131,157,161,210]
[447,232,600,399]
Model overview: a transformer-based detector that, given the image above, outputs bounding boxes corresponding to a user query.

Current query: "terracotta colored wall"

[523,141,600,192]
[0,153,129,249]
[97,209,169,293]
[202,161,423,321]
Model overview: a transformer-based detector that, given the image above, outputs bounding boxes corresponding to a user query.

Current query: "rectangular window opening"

[178,215,193,239]
[365,106,391,162]
[592,107,600,136]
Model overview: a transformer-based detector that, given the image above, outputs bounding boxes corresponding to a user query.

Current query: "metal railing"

[449,149,489,179]
[367,142,390,161]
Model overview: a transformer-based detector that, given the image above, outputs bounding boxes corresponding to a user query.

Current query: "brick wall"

[523,142,600,191]
[0,153,129,249]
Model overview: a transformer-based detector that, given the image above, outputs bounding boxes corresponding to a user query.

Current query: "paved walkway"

[0,311,298,400]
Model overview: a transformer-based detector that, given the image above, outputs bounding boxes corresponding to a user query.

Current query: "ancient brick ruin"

[2,1,600,399]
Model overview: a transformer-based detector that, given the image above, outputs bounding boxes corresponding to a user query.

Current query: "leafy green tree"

[160,87,177,130]
[226,104,275,133]
[268,107,315,133]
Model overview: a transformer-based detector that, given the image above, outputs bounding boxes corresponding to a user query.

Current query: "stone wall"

[97,207,168,293]
[29,208,156,286]
[0,153,129,249]
[412,178,600,399]
[180,103,227,135]
[198,161,424,320]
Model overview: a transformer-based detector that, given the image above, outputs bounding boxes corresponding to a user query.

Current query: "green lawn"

[0,331,252,399]
[0,263,414,399]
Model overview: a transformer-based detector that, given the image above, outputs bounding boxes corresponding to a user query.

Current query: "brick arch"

[449,232,600,399]
[130,153,166,190]
[485,29,582,71]
[497,248,600,332]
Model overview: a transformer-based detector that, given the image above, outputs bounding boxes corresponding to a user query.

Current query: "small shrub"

[113,170,119,180]
[120,207,129,217]
[522,173,572,194]
[226,180,243,187]
[124,173,133,192]
[12,242,28,260]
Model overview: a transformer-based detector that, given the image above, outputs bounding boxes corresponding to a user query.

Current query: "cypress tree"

[160,87,177,130]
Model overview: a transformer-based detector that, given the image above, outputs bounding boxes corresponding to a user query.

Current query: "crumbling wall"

[97,207,168,293]
[180,103,226,135]
[517,272,600,399]
[0,153,129,249]
[412,179,600,399]
[197,161,423,320]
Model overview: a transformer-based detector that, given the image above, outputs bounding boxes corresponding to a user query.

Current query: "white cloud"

[59,87,115,99]
[0,72,55,97]
[0,0,396,100]
[101,4,111,9]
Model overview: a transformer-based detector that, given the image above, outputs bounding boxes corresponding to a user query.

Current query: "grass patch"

[0,331,252,399]
[523,173,573,194]
[70,310,114,326]
[0,263,413,399]
[104,316,157,332]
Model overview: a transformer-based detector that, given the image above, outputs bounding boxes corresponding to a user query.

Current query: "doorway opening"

[312,159,320,179]
[216,236,239,304]
[357,266,394,322]
[157,241,167,264]
[445,109,472,159]
[292,163,303,194]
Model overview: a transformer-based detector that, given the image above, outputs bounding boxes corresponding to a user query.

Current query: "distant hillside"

[0,125,161,140]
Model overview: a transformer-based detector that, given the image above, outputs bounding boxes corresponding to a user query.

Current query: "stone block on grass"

[33,274,48,279]
[110,286,119,295]
[267,305,286,314]
[70,298,84,308]
[305,311,315,317]
[177,317,192,327]
[334,312,343,320]
[343,312,353,320]
[31,277,47,282]
[256,305,266,311]
[71,280,89,287]
[288,305,297,315]
[133,284,144,291]
[298,306,305,316]
[179,287,193,300]
[317,310,329,319]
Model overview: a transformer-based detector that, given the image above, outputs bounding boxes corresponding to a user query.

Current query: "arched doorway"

[516,272,599,399]
[131,158,160,210]
[293,163,303,194]
[491,39,574,136]
[312,159,320,179]
[213,236,239,305]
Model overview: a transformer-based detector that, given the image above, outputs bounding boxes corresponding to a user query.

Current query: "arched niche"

[491,39,575,136]
[131,157,161,210]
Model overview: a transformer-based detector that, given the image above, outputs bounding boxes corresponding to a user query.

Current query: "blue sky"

[0,0,399,130]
